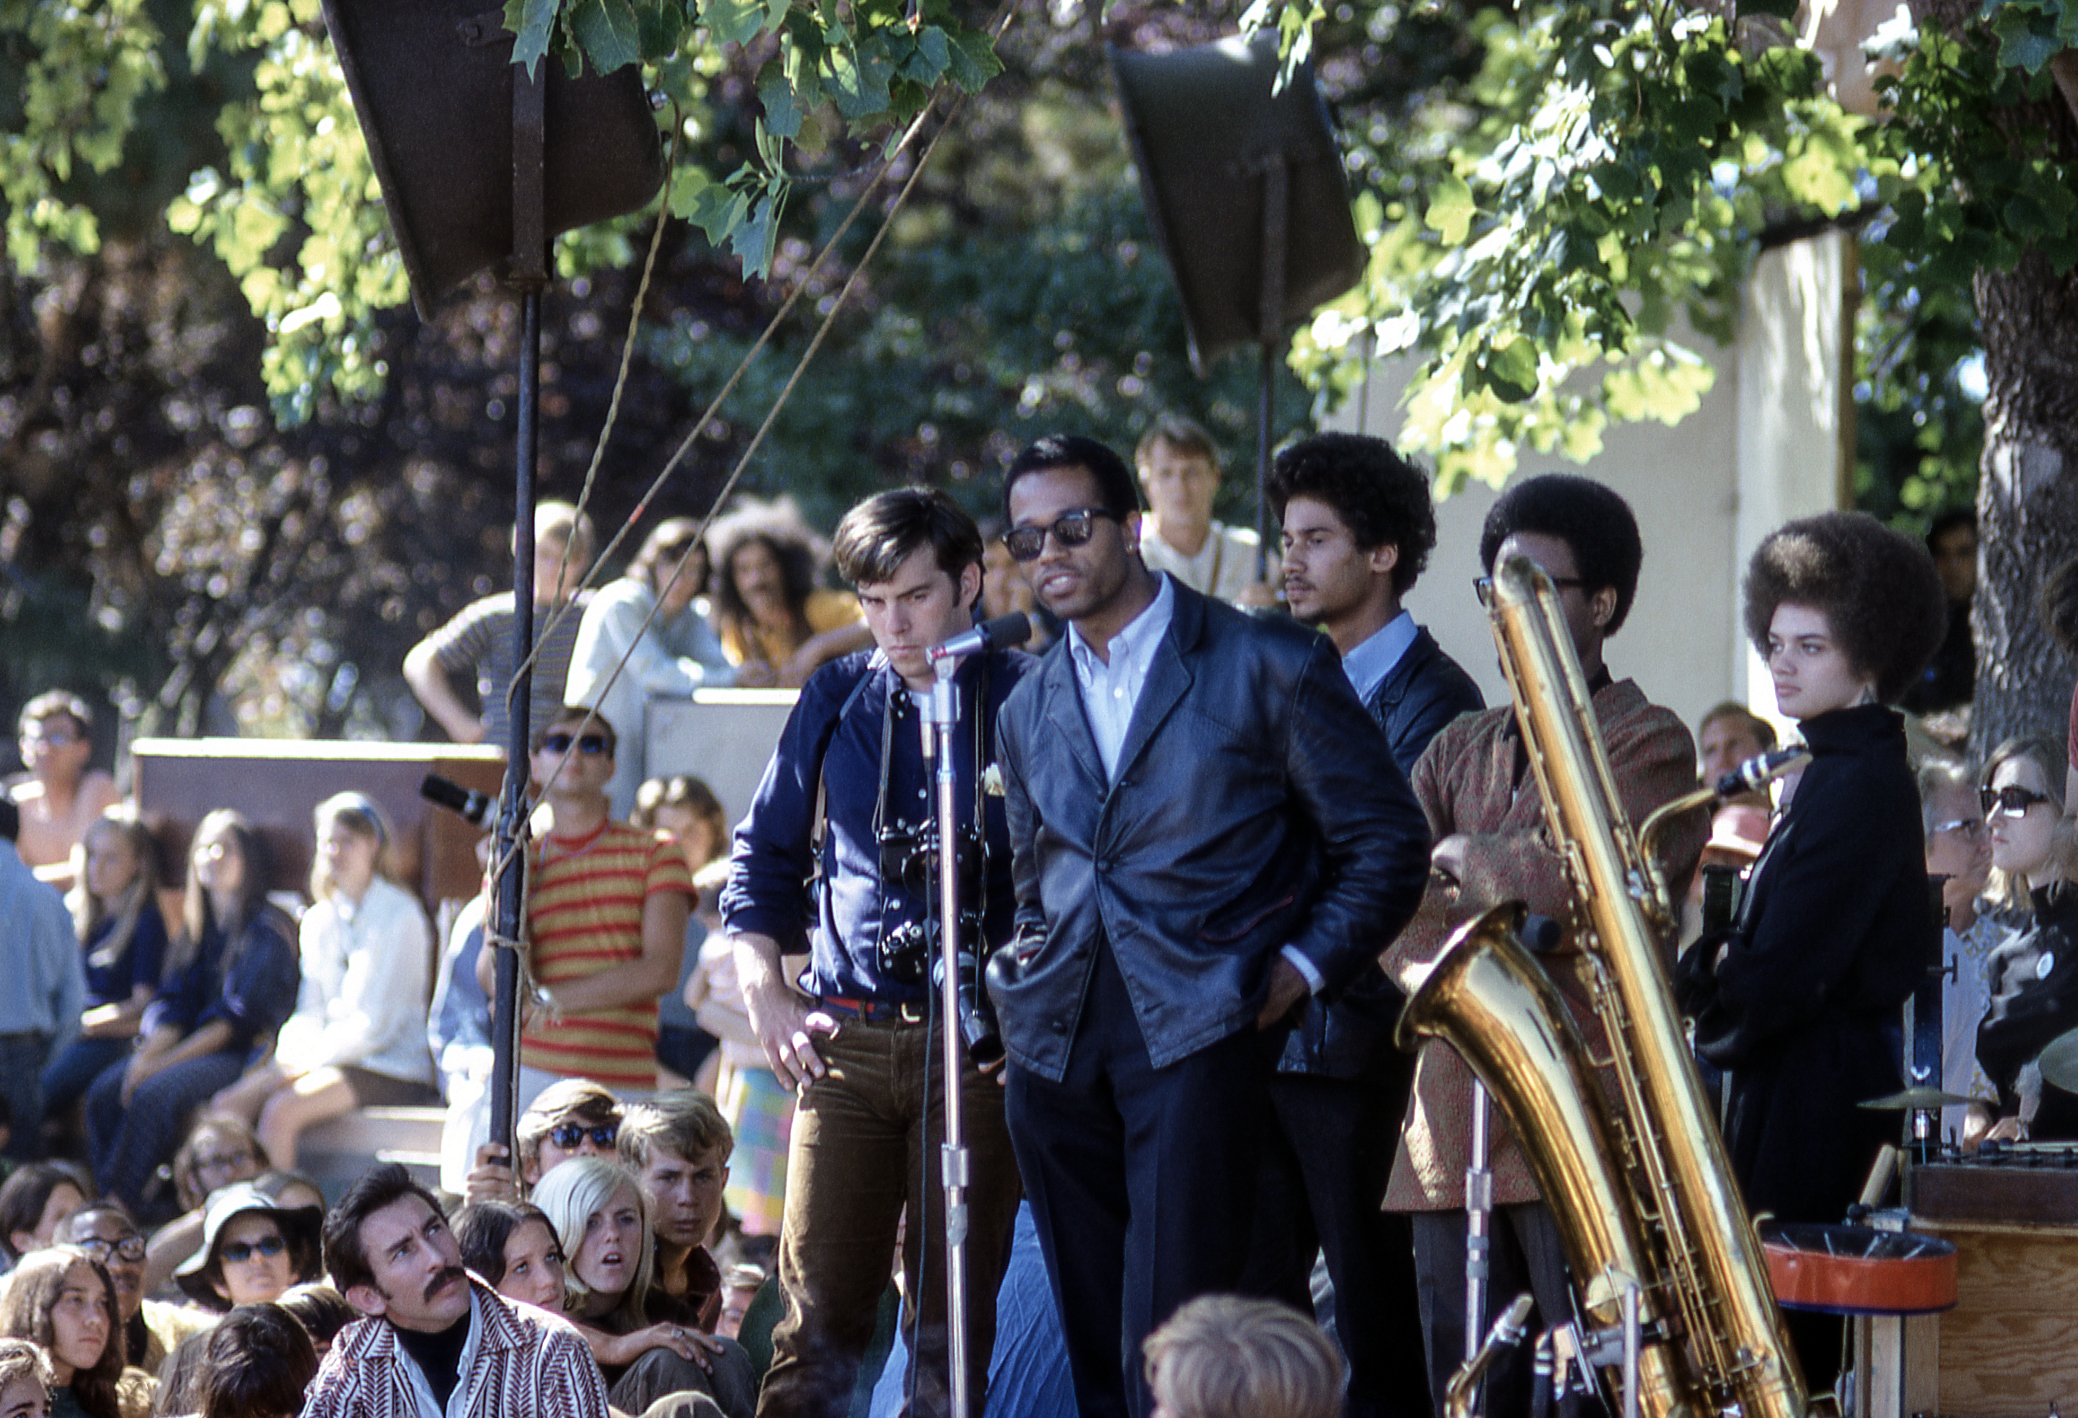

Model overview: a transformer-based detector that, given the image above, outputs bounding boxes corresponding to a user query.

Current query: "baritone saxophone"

[1396,555,1806,1418]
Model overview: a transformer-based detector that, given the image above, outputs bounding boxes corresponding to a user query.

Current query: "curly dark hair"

[1742,511,1947,705]
[1267,433,1436,597]
[1478,474,1644,636]
[708,500,828,631]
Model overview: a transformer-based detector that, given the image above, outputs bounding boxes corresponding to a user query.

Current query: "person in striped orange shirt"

[478,706,693,1099]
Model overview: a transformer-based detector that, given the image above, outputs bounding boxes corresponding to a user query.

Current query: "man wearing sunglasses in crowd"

[476,708,693,1111]
[463,1077,625,1203]
[990,434,1431,1418]
[722,487,1036,1418]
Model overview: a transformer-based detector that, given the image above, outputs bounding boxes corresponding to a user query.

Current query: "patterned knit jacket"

[299,1278,609,1418]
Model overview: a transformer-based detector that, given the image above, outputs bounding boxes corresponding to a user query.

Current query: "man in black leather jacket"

[1245,432,1485,1418]
[989,434,1431,1418]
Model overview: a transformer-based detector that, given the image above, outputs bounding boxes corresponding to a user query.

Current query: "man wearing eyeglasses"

[61,1203,211,1371]
[1380,473,1706,1418]
[722,487,1035,1418]
[477,708,693,1103]
[990,434,1431,1418]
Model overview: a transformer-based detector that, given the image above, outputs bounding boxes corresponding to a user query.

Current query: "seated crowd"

[6,446,2078,1418]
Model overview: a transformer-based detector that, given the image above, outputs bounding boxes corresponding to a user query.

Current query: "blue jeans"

[0,1034,53,1163]
[42,1036,129,1122]
[86,1048,248,1212]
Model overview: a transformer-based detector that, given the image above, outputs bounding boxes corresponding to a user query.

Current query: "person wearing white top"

[566,518,736,820]
[1133,414,1274,607]
[211,793,435,1169]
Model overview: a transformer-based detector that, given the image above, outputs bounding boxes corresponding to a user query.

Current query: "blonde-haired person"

[1142,1295,1343,1418]
[1974,736,2077,1142]
[531,1157,755,1418]
[44,811,168,1136]
[211,794,436,1170]
[0,1336,53,1418]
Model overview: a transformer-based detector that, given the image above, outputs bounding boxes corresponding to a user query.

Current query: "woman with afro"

[1680,512,1945,1382]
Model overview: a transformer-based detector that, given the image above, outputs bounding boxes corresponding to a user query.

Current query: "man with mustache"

[302,1162,609,1418]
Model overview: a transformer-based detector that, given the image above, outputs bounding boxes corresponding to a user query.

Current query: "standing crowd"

[2,418,2076,1418]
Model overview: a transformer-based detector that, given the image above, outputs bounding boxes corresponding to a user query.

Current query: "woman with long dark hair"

[83,811,299,1216]
[0,1248,127,1418]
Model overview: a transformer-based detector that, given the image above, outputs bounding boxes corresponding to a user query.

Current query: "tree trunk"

[1911,0,2078,759]
[1969,248,2078,759]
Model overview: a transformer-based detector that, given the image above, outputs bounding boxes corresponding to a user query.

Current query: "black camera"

[877,820,981,899]
[870,910,1002,1067]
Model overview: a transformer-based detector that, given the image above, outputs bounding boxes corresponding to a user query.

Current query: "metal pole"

[489,285,540,1162]
[490,60,550,1163]
[925,662,971,1418]
[1465,1079,1494,1411]
[1254,153,1288,584]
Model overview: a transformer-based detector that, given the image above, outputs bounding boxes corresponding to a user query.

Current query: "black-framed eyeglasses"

[1473,572,1589,604]
[1930,817,1984,840]
[1981,784,2051,818]
[220,1233,287,1265]
[74,1236,147,1265]
[1002,508,1122,563]
[542,732,610,756]
[548,1121,619,1151]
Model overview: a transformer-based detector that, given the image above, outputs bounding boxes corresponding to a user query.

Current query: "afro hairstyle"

[1742,511,1947,705]
[1477,474,1643,637]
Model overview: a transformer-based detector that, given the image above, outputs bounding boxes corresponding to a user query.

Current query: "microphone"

[421,773,495,828]
[928,612,1031,662]
[1715,748,1810,799]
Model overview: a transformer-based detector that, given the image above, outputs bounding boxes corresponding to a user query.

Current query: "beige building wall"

[1324,231,1852,747]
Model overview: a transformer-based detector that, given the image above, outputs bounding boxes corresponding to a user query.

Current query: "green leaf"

[946,28,1002,90]
[701,0,766,47]
[1425,174,1475,244]
[758,71,802,140]
[1483,333,1538,402]
[569,0,642,71]
[504,0,558,78]
[1991,13,2063,72]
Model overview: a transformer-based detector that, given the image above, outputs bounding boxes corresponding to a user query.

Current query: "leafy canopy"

[3,0,1001,423]
[1282,0,2078,492]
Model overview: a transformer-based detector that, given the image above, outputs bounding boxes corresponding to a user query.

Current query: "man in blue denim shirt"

[721,488,1035,1418]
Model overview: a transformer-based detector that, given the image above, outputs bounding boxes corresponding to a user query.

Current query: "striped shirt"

[521,820,693,1089]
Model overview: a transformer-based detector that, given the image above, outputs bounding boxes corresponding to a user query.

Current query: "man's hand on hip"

[742,972,838,1090]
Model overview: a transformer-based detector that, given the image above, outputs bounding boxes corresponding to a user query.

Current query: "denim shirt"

[722,645,1036,1002]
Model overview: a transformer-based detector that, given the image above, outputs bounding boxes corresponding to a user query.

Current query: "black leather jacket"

[992,582,1432,1080]
[1277,623,1486,1078]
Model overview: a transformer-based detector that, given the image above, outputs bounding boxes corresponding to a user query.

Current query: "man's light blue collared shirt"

[1066,571,1176,782]
[1339,608,1418,705]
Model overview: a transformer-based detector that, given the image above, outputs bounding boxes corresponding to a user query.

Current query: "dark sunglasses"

[1981,784,2051,818]
[75,1236,147,1265]
[542,732,609,756]
[220,1233,287,1265]
[548,1121,619,1151]
[1002,508,1122,563]
[1930,817,1984,840]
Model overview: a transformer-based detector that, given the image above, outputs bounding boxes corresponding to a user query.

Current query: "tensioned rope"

[485,5,1018,989]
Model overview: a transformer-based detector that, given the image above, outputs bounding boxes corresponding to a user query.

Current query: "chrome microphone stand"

[917,612,1028,1418]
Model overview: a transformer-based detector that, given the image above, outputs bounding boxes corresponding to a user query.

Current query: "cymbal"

[2037,1028,2078,1094]
[1858,1086,1976,1111]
